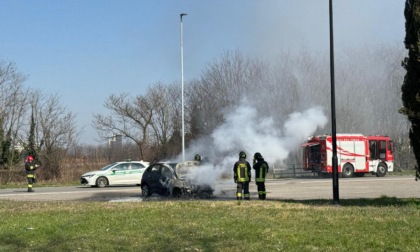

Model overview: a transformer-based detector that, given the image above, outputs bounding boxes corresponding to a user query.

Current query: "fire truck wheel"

[341,164,354,178]
[376,163,387,177]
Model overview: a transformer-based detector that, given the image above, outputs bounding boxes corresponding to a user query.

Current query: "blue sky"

[0,0,405,145]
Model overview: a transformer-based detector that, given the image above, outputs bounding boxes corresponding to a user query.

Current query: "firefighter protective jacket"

[25,161,38,176]
[253,158,269,182]
[233,158,251,182]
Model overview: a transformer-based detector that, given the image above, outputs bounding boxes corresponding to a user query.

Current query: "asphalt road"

[0,176,418,202]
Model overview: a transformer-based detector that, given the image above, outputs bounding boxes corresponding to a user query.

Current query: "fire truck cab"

[302,134,394,177]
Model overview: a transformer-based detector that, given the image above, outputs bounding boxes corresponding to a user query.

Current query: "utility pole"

[180,13,187,162]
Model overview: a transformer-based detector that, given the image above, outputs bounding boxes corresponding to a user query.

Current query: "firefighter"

[25,155,39,192]
[233,151,251,202]
[253,152,269,200]
[196,154,211,165]
[194,154,202,162]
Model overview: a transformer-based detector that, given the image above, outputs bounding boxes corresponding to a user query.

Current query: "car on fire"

[140,161,214,198]
[80,160,149,188]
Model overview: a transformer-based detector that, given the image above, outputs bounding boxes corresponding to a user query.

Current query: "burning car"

[140,161,214,198]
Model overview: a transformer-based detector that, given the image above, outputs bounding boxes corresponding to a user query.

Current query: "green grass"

[0,197,419,251]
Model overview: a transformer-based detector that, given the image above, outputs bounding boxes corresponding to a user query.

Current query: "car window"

[151,164,161,173]
[168,163,178,169]
[101,163,117,171]
[161,166,173,178]
[131,163,145,170]
[113,163,129,171]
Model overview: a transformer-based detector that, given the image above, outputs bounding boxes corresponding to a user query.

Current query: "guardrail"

[271,164,316,179]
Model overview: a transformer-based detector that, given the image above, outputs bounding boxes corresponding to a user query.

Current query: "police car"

[80,160,149,188]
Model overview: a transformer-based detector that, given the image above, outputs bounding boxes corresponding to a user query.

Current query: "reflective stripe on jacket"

[233,159,251,182]
[25,161,38,175]
[254,160,269,182]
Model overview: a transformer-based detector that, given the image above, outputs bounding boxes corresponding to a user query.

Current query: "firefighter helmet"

[239,151,246,159]
[26,156,34,162]
[194,154,202,161]
[254,152,263,160]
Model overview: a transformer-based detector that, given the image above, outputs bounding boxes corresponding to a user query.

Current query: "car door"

[160,165,175,195]
[145,164,164,193]
[108,163,130,185]
[129,163,146,183]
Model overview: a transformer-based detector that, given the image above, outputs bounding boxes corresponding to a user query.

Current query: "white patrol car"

[80,160,149,188]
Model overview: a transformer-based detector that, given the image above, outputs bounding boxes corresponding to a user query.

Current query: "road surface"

[0,176,418,202]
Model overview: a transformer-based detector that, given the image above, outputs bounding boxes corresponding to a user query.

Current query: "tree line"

[93,46,413,171]
[0,43,415,183]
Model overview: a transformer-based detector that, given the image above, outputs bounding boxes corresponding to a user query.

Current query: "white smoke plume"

[180,102,328,195]
[211,104,328,163]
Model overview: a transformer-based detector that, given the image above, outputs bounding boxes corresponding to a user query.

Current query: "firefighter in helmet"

[253,152,269,200]
[195,154,211,165]
[194,154,202,162]
[233,151,251,202]
[25,155,39,192]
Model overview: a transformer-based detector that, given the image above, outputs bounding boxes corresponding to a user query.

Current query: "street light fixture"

[180,13,187,162]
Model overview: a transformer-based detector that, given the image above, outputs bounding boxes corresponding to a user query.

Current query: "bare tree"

[93,83,184,161]
[148,82,182,159]
[148,83,174,146]
[189,51,270,136]
[93,93,153,160]
[0,61,29,169]
[34,93,78,179]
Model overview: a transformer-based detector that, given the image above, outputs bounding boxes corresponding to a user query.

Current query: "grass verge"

[0,197,419,251]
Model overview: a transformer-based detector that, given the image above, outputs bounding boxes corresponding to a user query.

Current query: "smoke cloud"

[181,102,328,195]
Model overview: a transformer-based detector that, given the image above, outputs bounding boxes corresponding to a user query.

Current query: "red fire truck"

[302,134,394,177]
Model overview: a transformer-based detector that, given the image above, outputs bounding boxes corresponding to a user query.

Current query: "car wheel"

[172,187,183,198]
[96,177,108,188]
[376,163,387,177]
[141,184,151,197]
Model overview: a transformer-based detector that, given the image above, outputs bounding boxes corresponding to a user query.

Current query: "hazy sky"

[0,0,405,144]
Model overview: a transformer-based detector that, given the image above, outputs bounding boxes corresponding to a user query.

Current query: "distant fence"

[271,164,316,179]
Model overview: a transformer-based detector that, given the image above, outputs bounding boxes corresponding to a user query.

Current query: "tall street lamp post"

[180,13,187,162]
[329,0,339,204]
